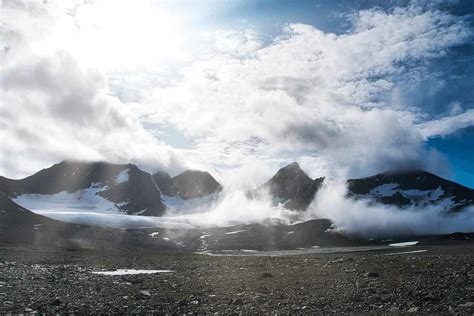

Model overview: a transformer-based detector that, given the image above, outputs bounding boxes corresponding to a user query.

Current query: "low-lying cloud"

[304,180,474,238]
[28,181,474,238]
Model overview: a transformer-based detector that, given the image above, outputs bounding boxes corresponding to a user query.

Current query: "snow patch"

[385,250,427,256]
[369,183,399,197]
[149,232,160,238]
[91,269,173,276]
[13,183,121,215]
[115,169,130,184]
[224,230,247,235]
[133,209,147,215]
[389,241,418,247]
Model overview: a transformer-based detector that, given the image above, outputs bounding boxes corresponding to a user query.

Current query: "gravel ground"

[1,244,473,314]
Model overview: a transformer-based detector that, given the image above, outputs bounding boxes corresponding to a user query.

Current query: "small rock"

[232,298,244,305]
[459,302,474,307]
[262,272,273,278]
[50,298,62,306]
[407,306,419,313]
[423,294,437,301]
[364,272,379,277]
[368,294,381,303]
[140,290,151,297]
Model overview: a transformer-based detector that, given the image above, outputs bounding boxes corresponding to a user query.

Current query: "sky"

[1,0,473,188]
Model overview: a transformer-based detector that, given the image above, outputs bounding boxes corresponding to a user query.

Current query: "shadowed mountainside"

[0,160,166,216]
[153,170,222,200]
[347,169,474,212]
[248,162,324,211]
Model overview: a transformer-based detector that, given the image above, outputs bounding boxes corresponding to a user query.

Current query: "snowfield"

[13,184,121,214]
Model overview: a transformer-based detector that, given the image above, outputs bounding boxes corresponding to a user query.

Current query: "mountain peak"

[153,169,222,200]
[259,163,323,210]
[348,169,474,212]
[280,162,303,171]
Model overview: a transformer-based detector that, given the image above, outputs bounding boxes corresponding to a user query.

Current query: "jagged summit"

[153,169,222,200]
[252,162,325,211]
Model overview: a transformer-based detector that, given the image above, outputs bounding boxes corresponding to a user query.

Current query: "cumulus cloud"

[0,0,187,178]
[142,4,472,181]
[1,0,473,186]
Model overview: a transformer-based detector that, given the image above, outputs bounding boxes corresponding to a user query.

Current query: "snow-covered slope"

[1,160,166,216]
[347,170,474,212]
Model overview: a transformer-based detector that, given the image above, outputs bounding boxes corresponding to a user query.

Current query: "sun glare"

[71,1,188,69]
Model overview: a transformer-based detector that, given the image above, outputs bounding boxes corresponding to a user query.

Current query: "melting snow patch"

[224,230,247,235]
[115,169,130,184]
[389,241,418,247]
[149,232,160,238]
[91,269,174,276]
[369,183,399,197]
[133,209,147,215]
[162,237,170,242]
[385,250,427,256]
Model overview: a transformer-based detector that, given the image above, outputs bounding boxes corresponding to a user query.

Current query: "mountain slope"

[153,170,222,200]
[0,160,166,216]
[347,169,474,212]
[250,162,324,210]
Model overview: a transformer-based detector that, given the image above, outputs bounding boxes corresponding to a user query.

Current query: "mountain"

[347,169,474,212]
[0,191,182,250]
[153,170,222,199]
[250,162,324,210]
[0,160,166,216]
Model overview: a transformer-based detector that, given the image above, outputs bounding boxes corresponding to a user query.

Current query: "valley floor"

[0,244,473,314]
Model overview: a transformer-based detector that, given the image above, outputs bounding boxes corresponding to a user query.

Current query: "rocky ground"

[1,244,473,314]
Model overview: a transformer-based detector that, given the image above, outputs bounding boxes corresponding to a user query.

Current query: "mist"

[303,180,474,238]
[28,179,474,238]
[32,189,297,229]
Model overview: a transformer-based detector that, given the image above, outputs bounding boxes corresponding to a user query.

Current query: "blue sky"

[172,0,474,187]
[1,0,473,189]
[238,0,474,187]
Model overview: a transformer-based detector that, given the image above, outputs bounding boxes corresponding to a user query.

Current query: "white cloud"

[1,1,472,186]
[0,1,188,178]
[304,180,474,238]
[142,5,471,181]
[419,109,474,138]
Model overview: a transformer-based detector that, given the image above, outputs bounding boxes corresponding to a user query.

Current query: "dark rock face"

[252,162,324,211]
[0,160,165,216]
[152,171,174,196]
[153,170,222,200]
[347,169,474,212]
